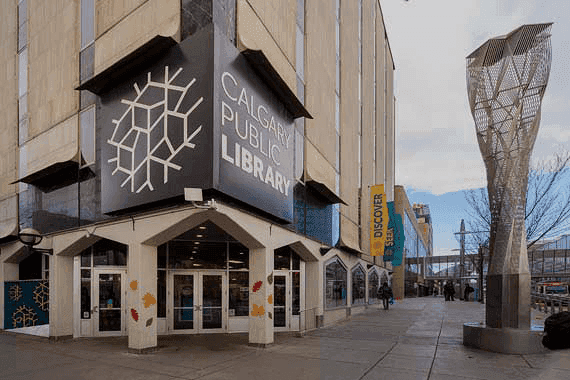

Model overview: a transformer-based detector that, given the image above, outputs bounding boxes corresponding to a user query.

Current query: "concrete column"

[49,255,74,340]
[0,261,19,329]
[127,243,157,353]
[249,247,273,346]
[305,261,323,328]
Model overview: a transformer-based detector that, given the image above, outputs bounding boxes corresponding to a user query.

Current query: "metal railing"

[531,292,570,315]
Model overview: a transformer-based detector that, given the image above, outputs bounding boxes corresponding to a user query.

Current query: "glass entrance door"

[93,270,125,336]
[273,272,288,330]
[170,272,226,333]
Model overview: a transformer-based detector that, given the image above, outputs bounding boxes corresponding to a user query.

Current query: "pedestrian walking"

[464,284,474,301]
[444,281,455,301]
[378,282,393,310]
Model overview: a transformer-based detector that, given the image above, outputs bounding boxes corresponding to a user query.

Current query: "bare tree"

[463,150,570,251]
[461,150,570,301]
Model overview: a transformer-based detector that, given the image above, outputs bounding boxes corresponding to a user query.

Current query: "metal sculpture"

[466,23,552,329]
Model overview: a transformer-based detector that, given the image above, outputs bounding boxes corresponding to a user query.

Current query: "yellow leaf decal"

[251,303,265,317]
[142,292,156,308]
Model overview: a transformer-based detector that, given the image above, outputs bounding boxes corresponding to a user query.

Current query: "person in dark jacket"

[464,284,474,301]
[378,282,393,310]
[444,281,455,301]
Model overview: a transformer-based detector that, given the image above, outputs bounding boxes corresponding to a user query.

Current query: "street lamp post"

[18,228,53,256]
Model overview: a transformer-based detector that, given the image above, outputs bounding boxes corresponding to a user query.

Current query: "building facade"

[0,0,396,352]
[392,186,431,299]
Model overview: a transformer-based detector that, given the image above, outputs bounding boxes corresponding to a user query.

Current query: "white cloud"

[381,0,570,194]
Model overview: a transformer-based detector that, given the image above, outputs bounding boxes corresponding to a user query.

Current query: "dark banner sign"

[100,25,294,221]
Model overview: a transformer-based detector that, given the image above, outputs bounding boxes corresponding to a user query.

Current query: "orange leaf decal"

[142,293,157,308]
[130,280,138,291]
[267,294,273,304]
[251,303,265,317]
[253,281,262,292]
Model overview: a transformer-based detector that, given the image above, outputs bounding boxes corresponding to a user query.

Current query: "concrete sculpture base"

[463,322,547,354]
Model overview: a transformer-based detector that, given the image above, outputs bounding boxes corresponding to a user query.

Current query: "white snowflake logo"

[108,66,204,193]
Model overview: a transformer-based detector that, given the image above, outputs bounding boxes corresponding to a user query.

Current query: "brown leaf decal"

[267,273,273,285]
[142,292,157,308]
[268,312,272,320]
[146,317,153,327]
[251,303,265,317]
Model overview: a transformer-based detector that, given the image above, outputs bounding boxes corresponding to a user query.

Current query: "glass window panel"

[99,309,121,331]
[202,275,223,329]
[18,0,27,27]
[351,266,365,304]
[229,242,248,270]
[368,271,379,302]
[81,278,90,319]
[157,270,166,318]
[18,49,27,97]
[274,275,286,327]
[81,249,91,267]
[157,244,166,269]
[81,269,91,279]
[81,0,95,49]
[295,129,304,180]
[292,251,300,271]
[98,274,121,308]
[169,241,226,269]
[18,22,27,52]
[93,240,127,266]
[174,275,194,330]
[296,26,304,81]
[80,106,95,166]
[292,271,300,315]
[274,247,291,270]
[229,272,249,317]
[325,259,347,308]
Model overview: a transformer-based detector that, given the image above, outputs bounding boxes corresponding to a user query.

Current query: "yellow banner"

[370,185,389,256]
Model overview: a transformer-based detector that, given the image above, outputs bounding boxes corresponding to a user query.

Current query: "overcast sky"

[379,0,570,255]
[381,0,570,195]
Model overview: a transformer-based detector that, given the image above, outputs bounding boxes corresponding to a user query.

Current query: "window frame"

[324,256,348,310]
[351,264,366,305]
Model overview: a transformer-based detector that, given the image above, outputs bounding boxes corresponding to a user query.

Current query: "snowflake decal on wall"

[32,281,49,312]
[12,305,38,328]
[107,66,204,193]
[8,284,23,302]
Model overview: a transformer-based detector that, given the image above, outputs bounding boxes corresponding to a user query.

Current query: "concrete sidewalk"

[1,297,569,380]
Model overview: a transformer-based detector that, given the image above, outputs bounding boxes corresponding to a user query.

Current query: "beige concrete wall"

[0,2,18,198]
[304,0,336,191]
[360,0,376,256]
[28,0,79,139]
[94,0,180,77]
[375,15,386,190]
[339,0,360,253]
[236,0,297,95]
[95,0,147,38]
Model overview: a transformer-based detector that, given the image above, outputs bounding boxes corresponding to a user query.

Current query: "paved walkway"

[1,297,569,380]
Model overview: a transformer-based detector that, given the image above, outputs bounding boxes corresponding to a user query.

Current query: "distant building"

[392,187,431,299]
[413,203,433,257]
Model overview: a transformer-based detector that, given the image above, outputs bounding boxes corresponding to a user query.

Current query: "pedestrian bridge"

[406,248,570,281]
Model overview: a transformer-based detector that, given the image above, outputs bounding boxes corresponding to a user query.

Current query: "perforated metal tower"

[466,23,552,329]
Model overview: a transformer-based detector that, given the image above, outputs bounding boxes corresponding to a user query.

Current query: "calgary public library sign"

[100,24,295,222]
